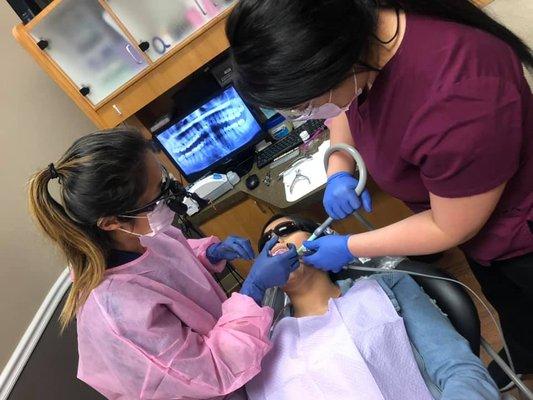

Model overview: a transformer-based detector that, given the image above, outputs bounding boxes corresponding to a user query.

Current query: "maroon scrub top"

[347,12,532,265]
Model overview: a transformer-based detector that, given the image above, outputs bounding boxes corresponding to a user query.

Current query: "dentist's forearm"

[347,211,467,258]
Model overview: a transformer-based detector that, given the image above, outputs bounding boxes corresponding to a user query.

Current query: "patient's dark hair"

[258,214,320,252]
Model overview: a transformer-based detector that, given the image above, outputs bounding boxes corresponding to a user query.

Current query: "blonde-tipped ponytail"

[28,162,107,331]
[27,129,150,331]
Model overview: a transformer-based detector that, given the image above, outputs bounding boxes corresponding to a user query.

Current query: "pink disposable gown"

[76,226,274,399]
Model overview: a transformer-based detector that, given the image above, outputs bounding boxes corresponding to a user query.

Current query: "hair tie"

[48,163,59,180]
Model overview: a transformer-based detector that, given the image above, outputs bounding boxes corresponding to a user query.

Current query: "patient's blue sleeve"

[374,273,499,400]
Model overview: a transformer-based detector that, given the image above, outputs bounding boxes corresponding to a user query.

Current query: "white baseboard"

[0,268,71,400]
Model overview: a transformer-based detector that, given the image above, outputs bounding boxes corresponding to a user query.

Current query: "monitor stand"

[213,147,255,178]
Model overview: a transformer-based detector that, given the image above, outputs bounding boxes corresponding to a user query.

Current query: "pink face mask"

[119,202,176,238]
[293,71,362,121]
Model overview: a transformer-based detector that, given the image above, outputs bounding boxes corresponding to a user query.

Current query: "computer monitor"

[154,86,263,182]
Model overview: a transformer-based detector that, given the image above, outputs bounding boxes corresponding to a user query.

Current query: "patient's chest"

[246,279,433,400]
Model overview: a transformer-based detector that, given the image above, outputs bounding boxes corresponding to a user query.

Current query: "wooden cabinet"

[13,0,234,128]
[96,15,230,127]
[26,0,151,106]
[105,0,234,62]
[199,198,276,276]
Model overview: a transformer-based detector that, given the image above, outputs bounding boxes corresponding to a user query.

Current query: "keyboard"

[256,119,325,169]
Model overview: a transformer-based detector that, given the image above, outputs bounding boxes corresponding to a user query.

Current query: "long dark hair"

[227,0,533,109]
[28,128,151,329]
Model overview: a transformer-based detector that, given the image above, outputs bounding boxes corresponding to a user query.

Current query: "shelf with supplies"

[12,0,236,128]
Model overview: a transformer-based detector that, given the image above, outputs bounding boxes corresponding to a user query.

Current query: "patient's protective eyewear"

[259,221,315,252]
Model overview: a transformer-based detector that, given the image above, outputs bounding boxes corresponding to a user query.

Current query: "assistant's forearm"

[327,114,356,176]
[328,152,356,176]
[347,211,465,258]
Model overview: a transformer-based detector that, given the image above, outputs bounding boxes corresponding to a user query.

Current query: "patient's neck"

[286,268,341,318]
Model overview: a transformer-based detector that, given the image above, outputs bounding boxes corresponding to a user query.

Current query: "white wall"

[485,0,533,86]
[0,4,95,370]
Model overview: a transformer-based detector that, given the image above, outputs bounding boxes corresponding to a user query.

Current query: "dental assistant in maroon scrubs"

[226,0,533,391]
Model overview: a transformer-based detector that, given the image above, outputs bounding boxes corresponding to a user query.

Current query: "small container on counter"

[265,114,293,141]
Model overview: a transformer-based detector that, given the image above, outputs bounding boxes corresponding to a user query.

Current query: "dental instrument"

[297,143,374,255]
[289,169,311,194]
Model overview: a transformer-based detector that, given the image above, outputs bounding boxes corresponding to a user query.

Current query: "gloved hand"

[206,235,255,263]
[240,236,299,304]
[302,235,356,273]
[323,171,372,220]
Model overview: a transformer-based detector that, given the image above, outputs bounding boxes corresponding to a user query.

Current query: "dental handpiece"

[296,144,373,256]
[296,216,335,255]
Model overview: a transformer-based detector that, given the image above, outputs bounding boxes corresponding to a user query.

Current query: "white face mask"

[118,202,175,238]
[293,71,362,121]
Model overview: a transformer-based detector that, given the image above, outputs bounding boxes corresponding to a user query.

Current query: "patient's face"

[262,217,314,292]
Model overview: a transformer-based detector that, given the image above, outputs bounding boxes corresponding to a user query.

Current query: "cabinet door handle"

[37,39,49,50]
[79,86,90,96]
[139,41,150,52]
[112,104,122,115]
[125,44,144,64]
[193,0,207,15]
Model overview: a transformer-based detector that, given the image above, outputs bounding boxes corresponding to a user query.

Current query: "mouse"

[245,174,260,190]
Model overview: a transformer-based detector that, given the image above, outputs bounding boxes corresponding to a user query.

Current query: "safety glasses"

[120,166,175,217]
[258,220,315,252]
[279,65,375,121]
[279,103,314,121]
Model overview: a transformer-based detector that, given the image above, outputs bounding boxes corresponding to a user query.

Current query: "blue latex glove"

[323,171,372,220]
[240,236,299,304]
[302,235,356,273]
[206,235,255,263]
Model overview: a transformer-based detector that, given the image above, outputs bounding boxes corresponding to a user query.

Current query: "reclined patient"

[246,214,498,400]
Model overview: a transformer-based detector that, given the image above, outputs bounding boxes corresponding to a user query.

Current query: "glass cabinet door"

[30,0,149,105]
[105,0,237,62]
